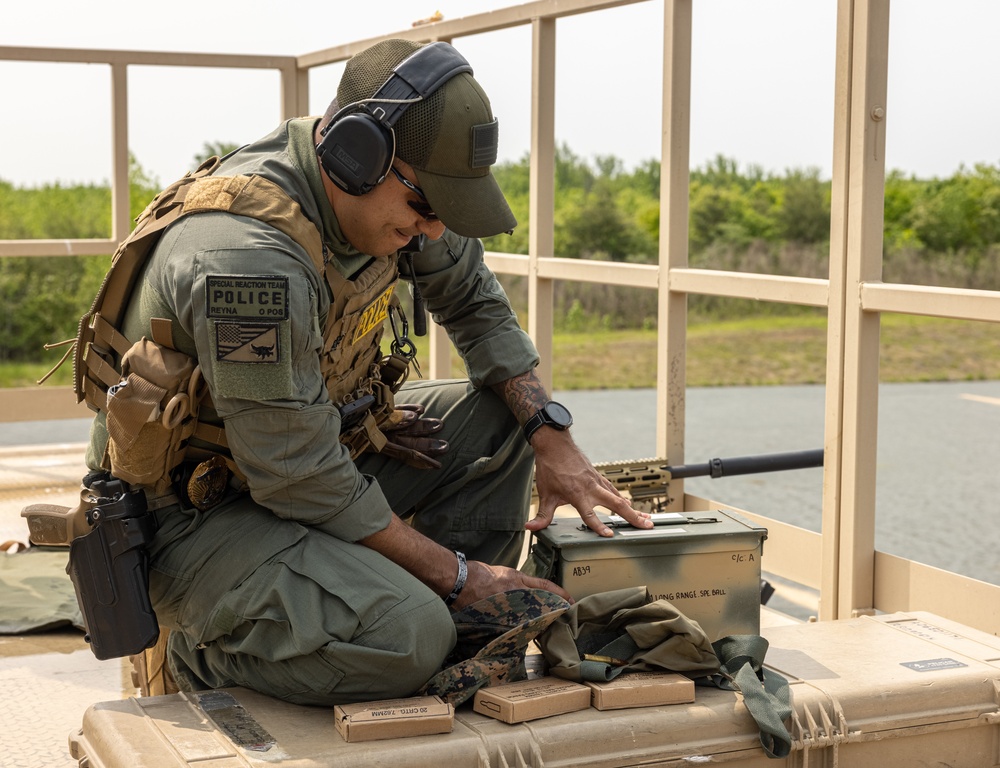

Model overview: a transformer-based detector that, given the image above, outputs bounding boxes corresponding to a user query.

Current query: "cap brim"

[419,588,570,706]
[416,169,517,239]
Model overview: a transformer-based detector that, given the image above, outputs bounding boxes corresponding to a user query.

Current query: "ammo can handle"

[668,448,824,480]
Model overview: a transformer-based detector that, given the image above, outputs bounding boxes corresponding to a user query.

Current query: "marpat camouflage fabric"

[420,588,570,706]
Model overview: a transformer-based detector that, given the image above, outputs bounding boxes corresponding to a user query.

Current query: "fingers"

[456,561,573,608]
[576,507,614,537]
[524,499,558,532]
[532,482,652,537]
[530,502,650,538]
[600,490,654,529]
[520,573,573,602]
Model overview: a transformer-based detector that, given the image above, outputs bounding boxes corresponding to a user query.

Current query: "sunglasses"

[389,166,439,222]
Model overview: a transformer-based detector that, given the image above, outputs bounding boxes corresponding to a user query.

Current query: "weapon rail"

[536,448,825,514]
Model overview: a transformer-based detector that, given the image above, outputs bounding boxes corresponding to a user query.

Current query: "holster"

[66,477,160,661]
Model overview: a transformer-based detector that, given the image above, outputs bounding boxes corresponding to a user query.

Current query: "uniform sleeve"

[154,213,393,542]
[406,230,539,388]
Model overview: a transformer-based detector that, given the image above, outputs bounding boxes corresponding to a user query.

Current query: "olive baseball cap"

[337,39,517,238]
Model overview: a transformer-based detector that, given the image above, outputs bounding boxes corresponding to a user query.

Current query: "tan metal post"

[110,62,131,243]
[834,0,890,619]
[819,0,855,622]
[658,0,693,507]
[528,16,557,392]
[285,61,308,120]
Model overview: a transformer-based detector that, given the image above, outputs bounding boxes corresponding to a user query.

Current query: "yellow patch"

[352,285,395,344]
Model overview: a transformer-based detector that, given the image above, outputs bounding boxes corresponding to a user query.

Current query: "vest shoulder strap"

[73,161,324,412]
[73,157,221,407]
[182,174,325,275]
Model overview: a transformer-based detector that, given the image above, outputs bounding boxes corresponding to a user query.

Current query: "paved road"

[4,380,999,586]
[558,381,1000,587]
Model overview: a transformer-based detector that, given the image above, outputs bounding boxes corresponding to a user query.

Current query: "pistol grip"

[21,502,91,547]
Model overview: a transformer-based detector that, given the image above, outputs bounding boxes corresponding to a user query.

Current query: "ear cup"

[318,43,473,197]
[317,112,393,196]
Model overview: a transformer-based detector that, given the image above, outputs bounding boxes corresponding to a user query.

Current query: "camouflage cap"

[420,588,571,706]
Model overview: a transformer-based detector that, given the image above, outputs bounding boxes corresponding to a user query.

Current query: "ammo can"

[525,508,767,641]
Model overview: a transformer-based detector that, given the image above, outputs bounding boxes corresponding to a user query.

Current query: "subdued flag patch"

[215,322,280,363]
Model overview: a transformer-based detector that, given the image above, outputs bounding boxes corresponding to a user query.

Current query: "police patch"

[215,321,280,363]
[206,275,289,320]
[352,284,395,344]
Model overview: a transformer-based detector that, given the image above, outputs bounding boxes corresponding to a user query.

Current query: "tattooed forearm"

[491,370,549,426]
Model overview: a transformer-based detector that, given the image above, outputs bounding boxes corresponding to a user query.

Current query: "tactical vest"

[62,157,410,491]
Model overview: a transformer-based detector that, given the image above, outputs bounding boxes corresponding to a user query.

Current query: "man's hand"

[361,516,571,611]
[489,369,652,538]
[453,560,572,610]
[528,427,653,537]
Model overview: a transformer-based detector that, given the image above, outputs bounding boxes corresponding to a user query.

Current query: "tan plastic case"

[70,611,1000,767]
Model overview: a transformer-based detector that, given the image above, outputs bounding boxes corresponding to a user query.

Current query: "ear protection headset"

[316,42,472,196]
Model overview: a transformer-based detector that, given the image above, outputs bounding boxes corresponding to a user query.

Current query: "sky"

[1,0,998,188]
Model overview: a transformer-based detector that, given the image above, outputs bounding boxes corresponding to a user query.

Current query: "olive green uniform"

[87,118,539,705]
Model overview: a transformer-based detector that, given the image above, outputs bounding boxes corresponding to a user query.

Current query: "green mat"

[0,546,84,634]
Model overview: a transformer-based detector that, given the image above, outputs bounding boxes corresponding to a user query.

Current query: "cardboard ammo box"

[473,677,591,724]
[526,508,767,640]
[585,671,695,710]
[334,695,453,742]
[68,612,1000,767]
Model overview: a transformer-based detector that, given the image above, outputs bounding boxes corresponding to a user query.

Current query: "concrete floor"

[0,441,135,768]
[0,632,134,768]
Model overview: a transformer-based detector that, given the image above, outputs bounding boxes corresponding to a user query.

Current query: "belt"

[143,489,181,511]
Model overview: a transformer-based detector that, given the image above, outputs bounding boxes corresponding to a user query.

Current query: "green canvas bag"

[537,587,793,759]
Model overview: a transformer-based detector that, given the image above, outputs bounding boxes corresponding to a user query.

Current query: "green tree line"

[0,155,164,365]
[481,148,1000,328]
[2,146,999,362]
[483,148,1000,261]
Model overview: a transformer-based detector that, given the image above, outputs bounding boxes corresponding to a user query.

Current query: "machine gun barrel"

[580,448,824,513]
[667,448,824,480]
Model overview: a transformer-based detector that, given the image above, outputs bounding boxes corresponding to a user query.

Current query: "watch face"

[544,401,573,429]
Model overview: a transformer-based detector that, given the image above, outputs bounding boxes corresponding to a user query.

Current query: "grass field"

[4,314,999,391]
[549,314,1000,389]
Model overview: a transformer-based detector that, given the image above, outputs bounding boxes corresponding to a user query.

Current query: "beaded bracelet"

[444,550,468,607]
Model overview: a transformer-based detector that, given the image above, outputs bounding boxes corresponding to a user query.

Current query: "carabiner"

[388,304,415,362]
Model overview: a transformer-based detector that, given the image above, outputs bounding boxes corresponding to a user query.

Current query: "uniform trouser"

[156,380,535,705]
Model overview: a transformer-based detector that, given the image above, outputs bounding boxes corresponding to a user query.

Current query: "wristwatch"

[523,401,573,443]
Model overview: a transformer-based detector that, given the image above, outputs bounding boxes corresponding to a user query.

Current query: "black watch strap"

[523,411,548,443]
[523,401,573,443]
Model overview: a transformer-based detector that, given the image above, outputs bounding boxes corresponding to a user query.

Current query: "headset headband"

[317,42,473,196]
[364,43,472,127]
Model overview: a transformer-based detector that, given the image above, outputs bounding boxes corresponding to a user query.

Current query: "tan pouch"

[105,338,201,492]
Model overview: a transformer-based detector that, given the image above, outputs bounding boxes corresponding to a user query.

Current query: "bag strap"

[709,635,793,759]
